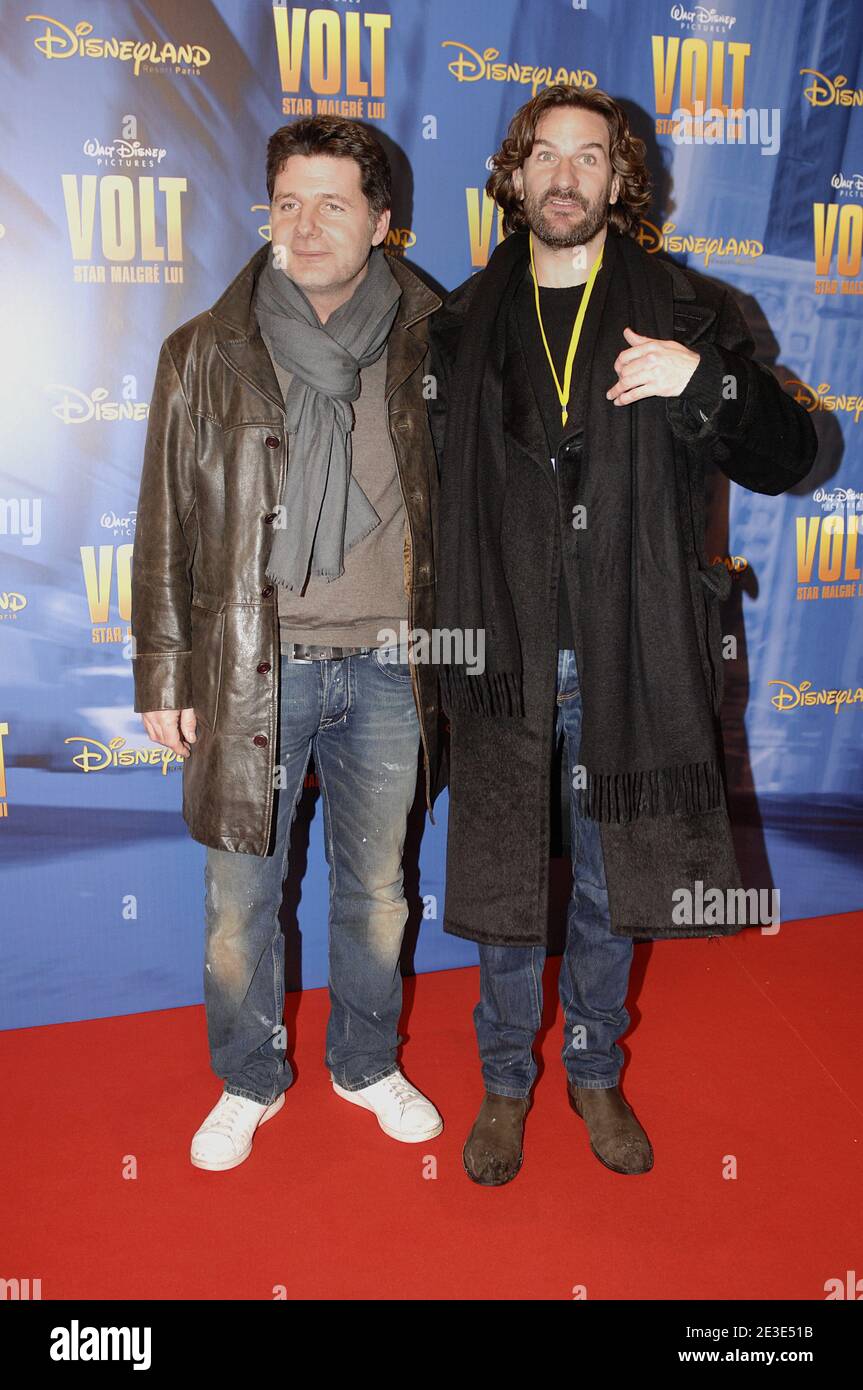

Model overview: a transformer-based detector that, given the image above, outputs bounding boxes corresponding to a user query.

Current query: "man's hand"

[606,327,700,405]
[141,708,197,759]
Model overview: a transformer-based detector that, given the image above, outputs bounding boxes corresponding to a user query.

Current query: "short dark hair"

[487,84,651,237]
[266,116,392,220]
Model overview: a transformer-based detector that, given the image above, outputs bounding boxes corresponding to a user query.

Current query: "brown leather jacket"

[130,243,444,854]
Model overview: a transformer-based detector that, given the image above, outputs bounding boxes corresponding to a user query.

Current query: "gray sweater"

[264,343,410,649]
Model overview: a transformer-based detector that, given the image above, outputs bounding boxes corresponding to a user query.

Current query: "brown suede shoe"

[463,1092,530,1186]
[567,1080,654,1174]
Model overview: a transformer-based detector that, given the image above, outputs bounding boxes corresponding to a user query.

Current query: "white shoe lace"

[206,1094,256,1138]
[382,1073,421,1109]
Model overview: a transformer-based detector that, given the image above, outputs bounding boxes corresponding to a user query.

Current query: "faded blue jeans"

[203,645,420,1105]
[474,647,634,1098]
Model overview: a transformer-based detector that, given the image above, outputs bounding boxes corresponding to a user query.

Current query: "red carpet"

[2,912,861,1301]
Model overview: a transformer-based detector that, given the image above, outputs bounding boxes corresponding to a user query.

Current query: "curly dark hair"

[487,85,651,236]
[266,115,391,220]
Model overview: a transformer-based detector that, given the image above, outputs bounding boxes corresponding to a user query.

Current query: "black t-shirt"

[514,272,587,651]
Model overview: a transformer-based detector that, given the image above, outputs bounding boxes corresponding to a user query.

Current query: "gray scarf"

[254,243,402,591]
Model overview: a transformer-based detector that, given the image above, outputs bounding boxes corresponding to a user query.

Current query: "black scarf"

[435,225,725,824]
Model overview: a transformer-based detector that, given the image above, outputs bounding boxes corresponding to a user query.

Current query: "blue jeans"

[474,648,633,1098]
[203,645,420,1104]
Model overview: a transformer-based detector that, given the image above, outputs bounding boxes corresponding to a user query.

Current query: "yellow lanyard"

[529,232,604,427]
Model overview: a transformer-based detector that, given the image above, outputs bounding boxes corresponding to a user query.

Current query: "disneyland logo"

[258,218,415,250]
[800,69,863,108]
[25,15,210,77]
[83,135,167,168]
[100,510,137,538]
[441,40,597,97]
[784,380,863,424]
[670,5,737,31]
[711,553,749,574]
[45,385,149,425]
[0,592,27,616]
[64,736,183,774]
[383,228,416,251]
[830,172,863,198]
[768,680,863,714]
[635,219,763,265]
[813,487,863,514]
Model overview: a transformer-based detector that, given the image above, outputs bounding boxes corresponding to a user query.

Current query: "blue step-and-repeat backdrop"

[1,0,861,1028]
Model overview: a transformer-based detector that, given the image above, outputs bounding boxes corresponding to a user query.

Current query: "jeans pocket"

[372,644,413,683]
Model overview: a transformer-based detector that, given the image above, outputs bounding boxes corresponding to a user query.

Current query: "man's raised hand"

[606,326,701,405]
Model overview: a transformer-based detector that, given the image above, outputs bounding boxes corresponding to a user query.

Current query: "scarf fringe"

[439,667,525,718]
[574,759,724,823]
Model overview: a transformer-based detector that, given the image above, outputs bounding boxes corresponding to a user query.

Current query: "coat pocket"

[190,599,225,731]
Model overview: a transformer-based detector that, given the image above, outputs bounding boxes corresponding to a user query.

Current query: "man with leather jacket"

[131,117,444,1171]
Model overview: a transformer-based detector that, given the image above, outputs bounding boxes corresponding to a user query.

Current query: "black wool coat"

[428,229,817,944]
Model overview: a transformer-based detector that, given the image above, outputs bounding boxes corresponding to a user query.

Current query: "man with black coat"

[428,85,817,1186]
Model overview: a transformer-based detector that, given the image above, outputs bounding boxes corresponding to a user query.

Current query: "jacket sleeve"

[130,337,197,713]
[665,288,818,496]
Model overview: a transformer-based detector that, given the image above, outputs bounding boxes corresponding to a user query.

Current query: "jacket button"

[261,585,274,598]
[253,734,268,747]
[257,661,271,674]
[265,436,280,449]
[263,512,277,524]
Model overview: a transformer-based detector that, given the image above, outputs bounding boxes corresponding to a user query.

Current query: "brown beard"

[521,179,612,249]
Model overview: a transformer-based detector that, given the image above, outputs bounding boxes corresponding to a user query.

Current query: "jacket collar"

[607,222,719,343]
[209,242,441,414]
[620,226,719,343]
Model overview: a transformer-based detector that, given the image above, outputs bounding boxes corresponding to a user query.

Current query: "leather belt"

[282,642,375,661]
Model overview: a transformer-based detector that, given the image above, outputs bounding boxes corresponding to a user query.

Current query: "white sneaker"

[332,1069,443,1143]
[190,1089,285,1171]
